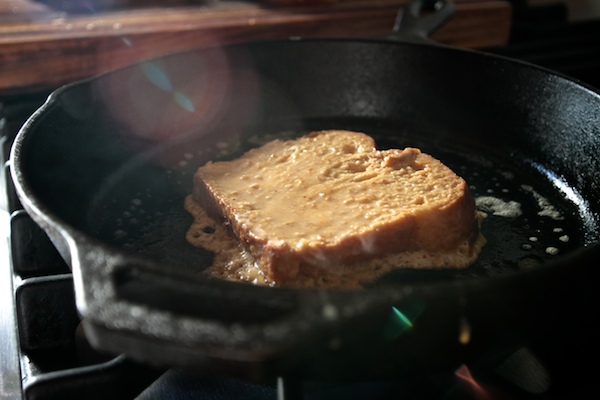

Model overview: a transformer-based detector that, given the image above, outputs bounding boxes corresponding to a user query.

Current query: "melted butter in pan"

[184,195,486,289]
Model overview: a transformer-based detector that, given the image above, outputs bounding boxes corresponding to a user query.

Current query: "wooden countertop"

[0,0,511,95]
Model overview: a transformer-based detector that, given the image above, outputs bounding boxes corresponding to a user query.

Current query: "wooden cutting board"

[0,0,511,95]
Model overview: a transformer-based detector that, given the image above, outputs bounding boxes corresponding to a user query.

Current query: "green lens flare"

[392,306,413,328]
[383,306,413,340]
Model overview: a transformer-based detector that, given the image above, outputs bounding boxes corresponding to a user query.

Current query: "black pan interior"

[16,39,600,287]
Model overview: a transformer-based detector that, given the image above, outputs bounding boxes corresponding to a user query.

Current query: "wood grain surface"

[0,0,511,95]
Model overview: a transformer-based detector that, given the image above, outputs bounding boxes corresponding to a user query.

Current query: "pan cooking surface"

[86,118,592,287]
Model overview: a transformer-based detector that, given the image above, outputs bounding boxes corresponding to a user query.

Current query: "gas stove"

[1,5,600,399]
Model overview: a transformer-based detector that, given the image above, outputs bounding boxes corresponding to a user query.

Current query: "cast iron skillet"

[10,0,600,381]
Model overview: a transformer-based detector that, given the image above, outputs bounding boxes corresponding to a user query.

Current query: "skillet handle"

[388,0,456,44]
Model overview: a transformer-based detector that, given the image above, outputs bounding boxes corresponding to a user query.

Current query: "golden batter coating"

[188,130,484,287]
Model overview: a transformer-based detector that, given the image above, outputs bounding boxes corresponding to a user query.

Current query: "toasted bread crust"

[192,130,481,285]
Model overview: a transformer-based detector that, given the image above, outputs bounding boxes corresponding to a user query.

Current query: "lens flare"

[455,364,480,387]
[383,301,426,340]
[121,37,133,47]
[174,91,195,112]
[455,364,511,400]
[95,43,260,169]
[141,62,173,92]
[139,62,198,115]
[455,364,486,396]
[459,316,471,345]
[392,306,413,327]
[383,306,413,340]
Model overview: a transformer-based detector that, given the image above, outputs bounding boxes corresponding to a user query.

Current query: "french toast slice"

[191,130,483,286]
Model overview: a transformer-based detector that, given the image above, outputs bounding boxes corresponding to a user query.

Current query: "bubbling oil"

[184,195,487,288]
